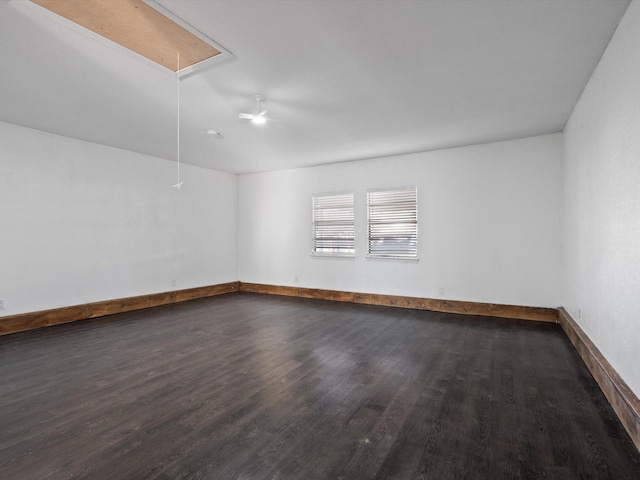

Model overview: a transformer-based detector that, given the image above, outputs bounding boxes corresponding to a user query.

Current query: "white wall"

[0,121,238,316]
[239,134,563,308]
[563,0,640,396]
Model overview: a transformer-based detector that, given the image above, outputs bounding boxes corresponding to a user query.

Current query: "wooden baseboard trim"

[238,282,558,323]
[558,307,640,452]
[1,281,556,335]
[0,281,240,336]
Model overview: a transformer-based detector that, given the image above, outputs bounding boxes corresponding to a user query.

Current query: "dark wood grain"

[559,307,640,452]
[0,282,555,338]
[0,293,637,480]
[239,282,558,322]
[352,292,558,322]
[239,282,301,297]
[0,282,239,336]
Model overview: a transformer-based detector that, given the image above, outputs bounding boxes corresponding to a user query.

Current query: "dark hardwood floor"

[0,293,638,479]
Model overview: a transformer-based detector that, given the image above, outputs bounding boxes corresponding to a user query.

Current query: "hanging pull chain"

[172,52,183,189]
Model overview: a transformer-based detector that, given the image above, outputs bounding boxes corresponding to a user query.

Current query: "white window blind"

[312,193,355,256]
[367,187,418,258]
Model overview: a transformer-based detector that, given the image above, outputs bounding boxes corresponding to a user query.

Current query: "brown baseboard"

[1,281,556,336]
[238,282,558,323]
[558,307,640,452]
[0,281,239,336]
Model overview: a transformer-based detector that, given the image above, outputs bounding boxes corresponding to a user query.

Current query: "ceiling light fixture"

[239,95,268,125]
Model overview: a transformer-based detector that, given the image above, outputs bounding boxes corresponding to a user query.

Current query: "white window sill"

[366,255,419,263]
[311,253,356,260]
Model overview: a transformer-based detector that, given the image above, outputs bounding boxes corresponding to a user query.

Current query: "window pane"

[312,193,355,256]
[367,187,417,258]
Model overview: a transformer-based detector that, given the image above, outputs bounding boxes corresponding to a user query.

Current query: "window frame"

[366,186,418,259]
[311,191,355,257]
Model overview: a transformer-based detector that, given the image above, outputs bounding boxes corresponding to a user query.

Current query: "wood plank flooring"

[0,292,638,479]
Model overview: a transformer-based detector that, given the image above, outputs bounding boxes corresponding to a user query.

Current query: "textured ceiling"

[0,0,631,173]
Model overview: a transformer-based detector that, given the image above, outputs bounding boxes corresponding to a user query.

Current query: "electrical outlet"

[171,279,176,287]
[438,287,445,296]
[578,308,582,319]
[0,300,5,310]
[294,276,299,284]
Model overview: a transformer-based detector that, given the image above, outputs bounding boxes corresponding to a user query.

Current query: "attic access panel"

[30,0,229,75]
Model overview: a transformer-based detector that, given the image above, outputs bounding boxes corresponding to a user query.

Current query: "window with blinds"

[312,193,355,256]
[367,187,418,258]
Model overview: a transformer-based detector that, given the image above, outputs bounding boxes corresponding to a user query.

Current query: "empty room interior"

[1,0,640,478]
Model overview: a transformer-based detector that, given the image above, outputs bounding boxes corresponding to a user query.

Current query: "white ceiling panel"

[0,0,631,173]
